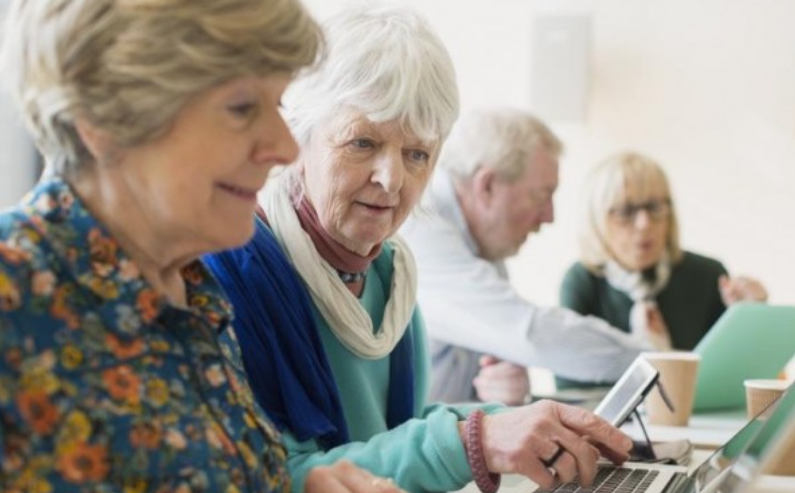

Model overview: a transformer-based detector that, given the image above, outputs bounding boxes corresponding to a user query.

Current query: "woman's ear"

[74,118,113,163]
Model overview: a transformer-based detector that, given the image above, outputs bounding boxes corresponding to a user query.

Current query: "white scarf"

[262,179,417,359]
[604,256,673,350]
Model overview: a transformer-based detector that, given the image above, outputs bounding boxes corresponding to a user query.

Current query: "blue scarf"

[203,219,415,449]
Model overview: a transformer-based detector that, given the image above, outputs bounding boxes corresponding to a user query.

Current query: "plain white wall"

[0,5,37,209]
[0,97,36,209]
[302,0,795,306]
[516,0,795,307]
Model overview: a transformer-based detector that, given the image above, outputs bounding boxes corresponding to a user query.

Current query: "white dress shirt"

[401,170,649,403]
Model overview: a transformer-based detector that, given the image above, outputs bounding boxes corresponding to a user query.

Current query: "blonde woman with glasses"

[560,151,767,359]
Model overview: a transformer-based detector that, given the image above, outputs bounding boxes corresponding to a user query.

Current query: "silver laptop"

[490,384,795,493]
[718,383,795,493]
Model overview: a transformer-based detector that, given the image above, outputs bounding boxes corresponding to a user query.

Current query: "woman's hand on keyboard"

[478,400,633,490]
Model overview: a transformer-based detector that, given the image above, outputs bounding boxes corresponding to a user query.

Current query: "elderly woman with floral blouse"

[0,0,403,492]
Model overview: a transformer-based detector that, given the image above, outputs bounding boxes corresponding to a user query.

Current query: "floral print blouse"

[0,179,291,493]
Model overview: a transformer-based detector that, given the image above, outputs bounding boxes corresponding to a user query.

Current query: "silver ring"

[371,477,394,488]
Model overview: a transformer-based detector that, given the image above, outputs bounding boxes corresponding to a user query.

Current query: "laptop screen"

[693,304,795,411]
[719,383,795,493]
[686,383,794,492]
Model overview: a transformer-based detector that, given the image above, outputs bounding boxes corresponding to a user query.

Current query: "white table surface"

[622,408,748,450]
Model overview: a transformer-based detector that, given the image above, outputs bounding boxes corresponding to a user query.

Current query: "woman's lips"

[218,182,259,201]
[636,239,655,252]
[355,201,395,215]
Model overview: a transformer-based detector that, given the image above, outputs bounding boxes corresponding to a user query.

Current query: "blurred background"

[2,0,793,305]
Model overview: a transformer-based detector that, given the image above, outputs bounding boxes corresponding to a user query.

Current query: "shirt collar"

[429,169,480,255]
[22,178,233,335]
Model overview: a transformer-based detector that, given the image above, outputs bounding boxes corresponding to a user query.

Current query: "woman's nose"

[632,209,652,228]
[372,150,404,194]
[254,112,299,166]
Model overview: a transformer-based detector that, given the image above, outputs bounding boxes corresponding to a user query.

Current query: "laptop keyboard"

[536,466,659,493]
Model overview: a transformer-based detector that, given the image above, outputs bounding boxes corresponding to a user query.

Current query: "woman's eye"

[350,138,375,149]
[407,149,430,163]
[227,102,256,118]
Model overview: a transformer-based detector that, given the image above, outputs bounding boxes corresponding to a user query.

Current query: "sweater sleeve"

[282,309,505,493]
[282,406,472,493]
[282,308,475,493]
[707,258,730,326]
[560,262,595,315]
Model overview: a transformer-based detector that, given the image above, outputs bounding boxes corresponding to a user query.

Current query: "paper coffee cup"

[643,351,701,427]
[744,379,790,419]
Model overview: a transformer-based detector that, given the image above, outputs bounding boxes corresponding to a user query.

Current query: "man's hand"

[473,355,530,406]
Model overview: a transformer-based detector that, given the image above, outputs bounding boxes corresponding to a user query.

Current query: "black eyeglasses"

[609,199,670,225]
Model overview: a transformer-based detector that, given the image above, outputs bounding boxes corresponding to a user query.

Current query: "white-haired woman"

[206,5,633,493]
[561,151,767,354]
[0,0,405,492]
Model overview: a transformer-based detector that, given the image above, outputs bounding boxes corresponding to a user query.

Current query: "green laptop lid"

[693,304,795,411]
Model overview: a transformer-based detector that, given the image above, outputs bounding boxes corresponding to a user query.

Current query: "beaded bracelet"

[464,410,501,493]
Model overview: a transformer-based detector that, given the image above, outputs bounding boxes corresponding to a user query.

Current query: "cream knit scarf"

[262,180,416,359]
[604,255,673,350]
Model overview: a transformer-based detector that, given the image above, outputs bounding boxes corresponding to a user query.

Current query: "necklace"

[337,269,366,283]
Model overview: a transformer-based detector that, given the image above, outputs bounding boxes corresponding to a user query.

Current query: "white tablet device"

[594,357,660,427]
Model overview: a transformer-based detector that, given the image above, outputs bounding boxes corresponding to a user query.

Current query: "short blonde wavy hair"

[579,151,683,272]
[2,0,322,175]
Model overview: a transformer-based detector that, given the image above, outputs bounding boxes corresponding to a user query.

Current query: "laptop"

[719,382,795,493]
[692,303,795,411]
[467,384,795,493]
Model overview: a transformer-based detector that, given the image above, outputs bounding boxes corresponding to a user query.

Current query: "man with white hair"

[401,108,650,405]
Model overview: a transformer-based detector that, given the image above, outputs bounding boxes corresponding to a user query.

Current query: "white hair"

[284,1,459,147]
[439,108,563,183]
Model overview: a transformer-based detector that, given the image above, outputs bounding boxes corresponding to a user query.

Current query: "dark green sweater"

[560,251,728,350]
[556,251,728,387]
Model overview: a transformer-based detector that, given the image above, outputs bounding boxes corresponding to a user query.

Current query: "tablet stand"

[631,407,657,460]
[629,379,677,462]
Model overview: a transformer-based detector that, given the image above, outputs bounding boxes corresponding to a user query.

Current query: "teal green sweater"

[560,251,728,350]
[282,244,490,493]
